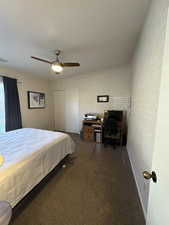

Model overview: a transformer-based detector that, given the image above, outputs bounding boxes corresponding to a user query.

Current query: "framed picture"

[28,91,45,109]
[97,95,109,103]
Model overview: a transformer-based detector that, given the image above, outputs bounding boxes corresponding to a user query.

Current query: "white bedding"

[0,128,75,207]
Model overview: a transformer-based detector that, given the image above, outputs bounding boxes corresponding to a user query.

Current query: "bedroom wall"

[50,64,131,132]
[0,66,53,130]
[127,0,169,216]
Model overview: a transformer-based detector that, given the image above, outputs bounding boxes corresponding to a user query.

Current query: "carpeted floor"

[11,134,145,225]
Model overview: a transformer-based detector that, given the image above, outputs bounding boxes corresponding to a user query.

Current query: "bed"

[0,128,75,208]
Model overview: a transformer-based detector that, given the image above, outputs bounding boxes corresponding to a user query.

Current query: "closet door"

[54,88,79,134]
[54,91,65,132]
[65,88,79,134]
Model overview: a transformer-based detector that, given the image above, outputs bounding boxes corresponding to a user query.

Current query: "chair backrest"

[104,110,124,136]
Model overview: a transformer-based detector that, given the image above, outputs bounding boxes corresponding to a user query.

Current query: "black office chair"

[103,110,123,148]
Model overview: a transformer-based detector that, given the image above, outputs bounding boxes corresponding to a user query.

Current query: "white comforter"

[0,128,75,207]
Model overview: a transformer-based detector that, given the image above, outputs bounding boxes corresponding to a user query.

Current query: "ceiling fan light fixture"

[51,63,63,73]
[31,50,80,75]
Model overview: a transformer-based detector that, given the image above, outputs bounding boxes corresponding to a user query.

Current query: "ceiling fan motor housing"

[55,49,61,56]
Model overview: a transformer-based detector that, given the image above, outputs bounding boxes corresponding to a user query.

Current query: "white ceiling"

[0,0,150,79]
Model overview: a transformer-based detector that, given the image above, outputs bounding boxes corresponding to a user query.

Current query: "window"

[0,77,5,132]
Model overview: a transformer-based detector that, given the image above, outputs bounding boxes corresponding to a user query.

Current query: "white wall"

[0,66,53,130]
[50,65,131,132]
[127,0,169,217]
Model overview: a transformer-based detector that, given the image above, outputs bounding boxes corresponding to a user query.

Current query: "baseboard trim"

[127,148,146,220]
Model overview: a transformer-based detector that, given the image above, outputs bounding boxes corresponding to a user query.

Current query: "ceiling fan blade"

[61,62,80,67]
[31,56,52,64]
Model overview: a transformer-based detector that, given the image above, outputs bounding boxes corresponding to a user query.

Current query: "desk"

[82,120,103,142]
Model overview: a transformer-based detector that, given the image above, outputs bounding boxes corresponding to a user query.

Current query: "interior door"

[54,89,79,133]
[65,88,79,133]
[54,91,65,132]
[146,10,169,225]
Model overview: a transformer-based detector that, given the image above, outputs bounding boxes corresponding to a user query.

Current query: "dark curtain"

[3,76,22,131]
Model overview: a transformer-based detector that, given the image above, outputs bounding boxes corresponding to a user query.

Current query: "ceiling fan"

[31,50,80,74]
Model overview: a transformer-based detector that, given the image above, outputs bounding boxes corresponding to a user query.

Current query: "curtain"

[3,76,22,132]
[0,77,5,133]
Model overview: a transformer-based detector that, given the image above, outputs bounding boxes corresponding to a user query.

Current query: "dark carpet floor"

[11,134,145,225]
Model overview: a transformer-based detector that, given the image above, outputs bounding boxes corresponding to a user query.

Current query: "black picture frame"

[97,95,109,103]
[28,91,45,109]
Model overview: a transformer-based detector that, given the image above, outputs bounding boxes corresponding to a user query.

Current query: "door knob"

[143,171,157,183]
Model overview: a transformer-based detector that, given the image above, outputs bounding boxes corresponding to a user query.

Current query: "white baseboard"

[127,148,146,219]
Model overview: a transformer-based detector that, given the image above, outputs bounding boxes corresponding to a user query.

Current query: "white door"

[146,9,169,225]
[54,91,65,132]
[54,89,79,133]
[65,88,79,133]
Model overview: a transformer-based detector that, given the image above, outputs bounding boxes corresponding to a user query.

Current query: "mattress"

[0,128,75,207]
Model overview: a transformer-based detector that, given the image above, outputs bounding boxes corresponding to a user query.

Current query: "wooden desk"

[82,120,103,142]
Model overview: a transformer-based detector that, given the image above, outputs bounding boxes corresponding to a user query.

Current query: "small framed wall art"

[28,91,45,109]
[97,95,109,103]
